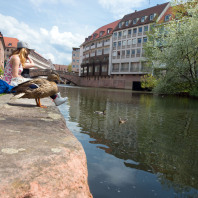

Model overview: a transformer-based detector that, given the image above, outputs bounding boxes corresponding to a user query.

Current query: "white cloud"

[29,0,76,6]
[98,0,147,18]
[0,13,85,64]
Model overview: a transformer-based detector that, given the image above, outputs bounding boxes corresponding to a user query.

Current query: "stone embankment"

[0,94,92,198]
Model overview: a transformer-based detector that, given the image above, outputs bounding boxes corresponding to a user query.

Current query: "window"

[112,63,119,72]
[138,27,142,33]
[127,39,132,45]
[126,50,130,55]
[165,14,171,22]
[113,32,117,37]
[113,51,117,56]
[107,28,111,34]
[113,42,117,47]
[132,38,136,44]
[141,16,145,22]
[118,22,122,28]
[118,41,121,46]
[128,29,132,35]
[138,38,142,44]
[122,40,126,46]
[133,18,137,24]
[122,50,125,55]
[118,31,122,37]
[132,49,135,55]
[133,28,137,34]
[143,37,147,43]
[125,20,129,26]
[73,54,75,56]
[150,14,154,20]
[137,49,141,54]
[73,59,75,62]
[123,30,127,36]
[144,26,148,32]
[99,31,104,36]
[73,65,75,68]
[8,43,12,46]
[77,60,79,63]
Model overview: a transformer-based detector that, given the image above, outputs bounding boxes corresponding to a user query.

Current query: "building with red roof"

[3,37,19,61]
[80,19,121,77]
[110,2,170,90]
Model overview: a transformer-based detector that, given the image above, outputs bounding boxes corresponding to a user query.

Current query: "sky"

[0,0,169,65]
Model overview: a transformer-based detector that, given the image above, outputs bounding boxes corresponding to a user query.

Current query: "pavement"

[0,94,92,198]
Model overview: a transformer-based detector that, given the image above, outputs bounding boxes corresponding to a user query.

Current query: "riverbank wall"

[0,94,92,198]
[79,74,142,90]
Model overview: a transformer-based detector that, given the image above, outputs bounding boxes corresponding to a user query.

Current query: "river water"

[58,85,198,198]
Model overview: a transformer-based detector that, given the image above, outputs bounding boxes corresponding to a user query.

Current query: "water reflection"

[58,85,198,198]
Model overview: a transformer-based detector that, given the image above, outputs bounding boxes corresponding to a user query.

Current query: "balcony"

[96,51,102,56]
[90,52,95,57]
[104,41,110,46]
[97,43,103,48]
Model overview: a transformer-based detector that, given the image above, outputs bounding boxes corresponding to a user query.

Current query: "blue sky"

[0,0,169,64]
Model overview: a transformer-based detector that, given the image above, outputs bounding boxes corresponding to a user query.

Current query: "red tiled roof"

[3,37,19,48]
[158,6,175,23]
[83,19,121,44]
[114,2,169,31]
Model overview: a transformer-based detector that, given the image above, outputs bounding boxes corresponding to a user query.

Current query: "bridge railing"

[30,69,79,77]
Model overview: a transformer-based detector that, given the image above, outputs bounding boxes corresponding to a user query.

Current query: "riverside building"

[80,20,121,77]
[79,2,170,90]
[110,2,170,89]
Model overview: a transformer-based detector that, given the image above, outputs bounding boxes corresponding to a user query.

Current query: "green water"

[58,85,198,198]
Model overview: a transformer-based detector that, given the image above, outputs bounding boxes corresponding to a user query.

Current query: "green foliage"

[189,81,198,97]
[67,64,72,72]
[144,0,198,94]
[0,67,4,76]
[141,74,158,90]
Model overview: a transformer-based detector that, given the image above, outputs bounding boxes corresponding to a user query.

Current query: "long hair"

[10,48,30,67]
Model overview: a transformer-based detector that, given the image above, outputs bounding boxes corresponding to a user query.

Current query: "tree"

[67,63,72,72]
[141,74,158,91]
[144,0,198,95]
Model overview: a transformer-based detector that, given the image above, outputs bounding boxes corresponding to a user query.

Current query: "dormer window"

[93,33,97,39]
[165,14,171,22]
[118,22,122,28]
[133,18,137,25]
[125,20,129,26]
[141,16,145,22]
[8,43,12,46]
[107,28,112,34]
[150,14,154,20]
[99,31,104,36]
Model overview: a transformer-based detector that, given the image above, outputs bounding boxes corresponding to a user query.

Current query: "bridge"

[29,69,80,85]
